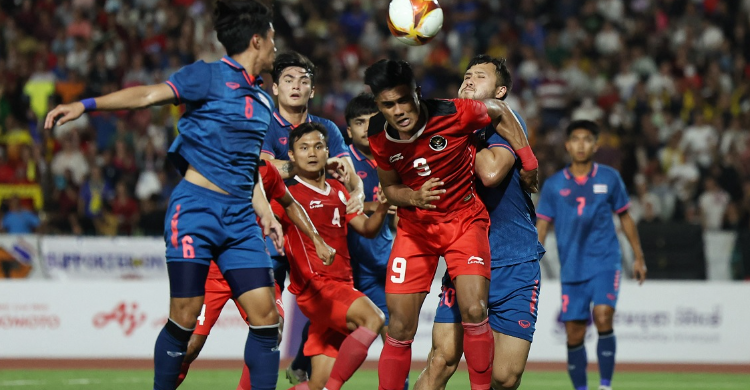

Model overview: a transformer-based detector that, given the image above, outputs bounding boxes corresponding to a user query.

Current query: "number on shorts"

[561,294,569,313]
[413,158,431,177]
[391,257,407,283]
[332,208,341,227]
[182,235,195,259]
[245,96,254,118]
[576,197,586,216]
[439,285,456,308]
[197,304,206,326]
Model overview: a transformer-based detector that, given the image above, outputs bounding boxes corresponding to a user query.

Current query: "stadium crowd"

[0,0,750,236]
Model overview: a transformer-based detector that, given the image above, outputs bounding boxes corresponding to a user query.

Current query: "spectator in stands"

[1,196,40,234]
[698,176,731,231]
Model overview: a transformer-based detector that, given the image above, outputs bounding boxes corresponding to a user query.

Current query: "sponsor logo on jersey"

[560,188,571,197]
[518,320,531,329]
[279,137,288,145]
[389,153,404,163]
[225,82,240,90]
[429,135,448,151]
[467,256,485,265]
[357,171,367,179]
[594,184,608,194]
[309,200,323,209]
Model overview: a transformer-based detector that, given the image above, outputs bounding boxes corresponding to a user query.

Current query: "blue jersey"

[346,144,393,276]
[165,56,275,199]
[536,163,630,283]
[475,111,545,268]
[261,111,350,161]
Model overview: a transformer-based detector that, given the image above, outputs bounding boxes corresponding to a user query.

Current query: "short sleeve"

[322,120,350,159]
[261,162,287,201]
[166,61,211,104]
[536,179,556,221]
[261,129,279,158]
[485,132,517,158]
[609,171,631,214]
[457,99,492,134]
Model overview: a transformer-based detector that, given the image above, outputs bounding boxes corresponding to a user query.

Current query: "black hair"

[271,51,316,85]
[566,119,600,139]
[213,0,273,57]
[345,93,378,125]
[364,59,416,96]
[466,54,513,100]
[289,122,328,148]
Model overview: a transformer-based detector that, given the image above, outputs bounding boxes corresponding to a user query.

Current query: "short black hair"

[272,51,316,85]
[289,122,328,148]
[213,0,273,57]
[345,93,378,125]
[566,119,600,138]
[364,59,416,96]
[466,54,513,100]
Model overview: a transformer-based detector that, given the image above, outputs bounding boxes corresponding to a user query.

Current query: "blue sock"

[403,377,410,390]
[597,330,616,387]
[291,321,312,375]
[154,319,193,390]
[567,342,588,390]
[245,324,280,390]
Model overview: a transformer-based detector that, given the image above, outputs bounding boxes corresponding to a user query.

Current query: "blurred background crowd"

[0,0,749,243]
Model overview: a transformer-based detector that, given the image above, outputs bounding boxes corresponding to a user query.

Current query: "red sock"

[287,382,309,390]
[463,319,494,390]
[236,364,250,390]
[175,362,190,387]
[325,327,379,390]
[378,334,413,390]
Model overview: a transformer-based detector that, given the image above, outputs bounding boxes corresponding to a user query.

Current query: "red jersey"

[279,177,357,295]
[207,160,286,279]
[368,99,492,223]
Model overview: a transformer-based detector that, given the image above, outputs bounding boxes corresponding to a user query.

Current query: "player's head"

[345,93,378,151]
[364,59,424,135]
[565,120,600,163]
[213,0,275,72]
[289,122,329,175]
[272,51,316,110]
[458,54,512,101]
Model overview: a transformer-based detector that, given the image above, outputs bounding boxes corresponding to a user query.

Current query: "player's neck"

[231,52,261,76]
[355,144,373,159]
[279,104,309,126]
[569,161,594,177]
[297,170,326,190]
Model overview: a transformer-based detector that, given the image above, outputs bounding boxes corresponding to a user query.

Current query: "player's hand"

[326,157,349,183]
[346,188,365,215]
[313,237,336,266]
[377,186,397,215]
[45,102,85,130]
[520,168,539,193]
[633,257,647,285]
[409,177,445,210]
[260,214,285,255]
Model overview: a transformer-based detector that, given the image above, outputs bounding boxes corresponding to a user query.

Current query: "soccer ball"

[387,0,444,46]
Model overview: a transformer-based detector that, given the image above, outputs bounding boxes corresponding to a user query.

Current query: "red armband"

[516,146,538,171]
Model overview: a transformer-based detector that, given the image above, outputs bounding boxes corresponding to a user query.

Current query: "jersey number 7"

[576,197,585,216]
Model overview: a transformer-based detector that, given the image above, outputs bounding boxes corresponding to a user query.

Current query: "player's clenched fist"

[409,177,446,210]
[313,237,337,266]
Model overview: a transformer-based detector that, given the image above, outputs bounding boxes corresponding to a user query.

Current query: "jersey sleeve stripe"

[536,213,553,222]
[615,202,631,214]
[165,81,180,103]
[335,152,351,158]
[488,143,516,157]
[261,149,276,158]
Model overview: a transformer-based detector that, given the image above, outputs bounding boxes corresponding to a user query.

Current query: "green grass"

[0,369,748,389]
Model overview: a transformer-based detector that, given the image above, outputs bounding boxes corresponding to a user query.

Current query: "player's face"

[565,129,598,163]
[289,131,329,174]
[257,24,277,73]
[273,66,314,109]
[458,63,506,100]
[347,113,377,150]
[375,84,422,135]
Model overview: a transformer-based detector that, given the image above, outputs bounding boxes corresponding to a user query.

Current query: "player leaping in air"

[415,55,545,390]
[45,1,283,389]
[364,59,539,390]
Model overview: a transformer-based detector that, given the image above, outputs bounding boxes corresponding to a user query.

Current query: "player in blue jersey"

[259,51,364,384]
[414,55,544,390]
[44,2,289,389]
[536,119,647,390]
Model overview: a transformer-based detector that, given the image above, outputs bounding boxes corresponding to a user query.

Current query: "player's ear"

[309,85,315,99]
[288,148,295,162]
[346,126,352,139]
[251,34,262,50]
[272,83,279,96]
[495,86,507,99]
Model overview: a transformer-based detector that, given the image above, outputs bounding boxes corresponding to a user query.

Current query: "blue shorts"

[560,269,621,322]
[435,260,541,342]
[164,180,272,293]
[353,273,389,325]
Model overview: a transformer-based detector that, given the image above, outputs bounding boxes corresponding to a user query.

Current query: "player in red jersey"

[282,122,391,390]
[175,159,336,390]
[363,59,538,390]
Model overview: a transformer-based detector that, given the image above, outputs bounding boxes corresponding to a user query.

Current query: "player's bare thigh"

[385,292,428,340]
[414,322,462,390]
[491,332,531,390]
[236,286,279,326]
[453,275,490,323]
[308,354,336,390]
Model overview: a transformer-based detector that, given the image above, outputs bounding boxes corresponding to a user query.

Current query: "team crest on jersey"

[225,82,240,90]
[279,137,288,145]
[594,184,608,194]
[429,135,448,151]
[560,189,571,197]
[338,191,348,205]
[357,171,367,179]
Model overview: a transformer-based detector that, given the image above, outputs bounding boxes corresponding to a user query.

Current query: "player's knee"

[248,305,280,327]
[593,313,613,331]
[387,316,418,340]
[431,348,461,373]
[364,309,386,334]
[460,302,488,324]
[492,368,523,390]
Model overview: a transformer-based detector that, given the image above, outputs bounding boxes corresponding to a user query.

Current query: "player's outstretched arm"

[253,177,284,254]
[618,211,647,284]
[377,167,445,210]
[261,153,297,180]
[44,84,175,130]
[475,147,516,188]
[276,190,336,266]
[348,200,391,239]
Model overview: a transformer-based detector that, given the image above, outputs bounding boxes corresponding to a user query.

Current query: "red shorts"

[386,200,491,294]
[194,278,284,336]
[295,277,364,358]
